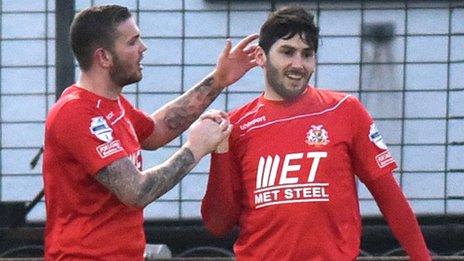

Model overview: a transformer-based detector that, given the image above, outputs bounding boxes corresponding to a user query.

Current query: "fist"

[185,112,232,159]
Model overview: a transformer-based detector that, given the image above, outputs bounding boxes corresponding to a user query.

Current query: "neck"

[76,69,121,100]
[262,84,308,102]
[263,88,284,101]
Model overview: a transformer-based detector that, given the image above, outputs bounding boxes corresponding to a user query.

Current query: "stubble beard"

[109,52,142,87]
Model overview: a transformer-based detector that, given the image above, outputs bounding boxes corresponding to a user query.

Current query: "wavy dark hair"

[259,6,319,54]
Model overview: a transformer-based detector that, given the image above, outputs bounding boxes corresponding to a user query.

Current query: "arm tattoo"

[96,147,195,207]
[138,147,195,206]
[164,76,221,130]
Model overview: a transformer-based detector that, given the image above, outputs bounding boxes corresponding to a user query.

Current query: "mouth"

[285,72,306,81]
[138,56,144,69]
[286,74,303,80]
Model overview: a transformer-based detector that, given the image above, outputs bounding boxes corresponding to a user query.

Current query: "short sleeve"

[348,96,397,184]
[52,101,128,175]
[120,95,155,143]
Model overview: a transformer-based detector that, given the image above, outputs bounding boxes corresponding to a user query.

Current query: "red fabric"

[202,86,410,260]
[366,175,431,260]
[43,85,154,260]
[202,153,241,236]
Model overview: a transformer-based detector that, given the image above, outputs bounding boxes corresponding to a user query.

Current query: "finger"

[245,59,258,70]
[243,44,258,53]
[222,124,233,138]
[203,111,228,124]
[218,119,230,131]
[221,38,232,57]
[200,115,217,122]
[200,109,221,119]
[234,34,259,51]
[217,110,229,119]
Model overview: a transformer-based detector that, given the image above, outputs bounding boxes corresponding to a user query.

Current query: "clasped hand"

[186,110,232,158]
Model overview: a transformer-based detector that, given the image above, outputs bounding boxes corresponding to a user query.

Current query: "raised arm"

[96,115,232,208]
[142,34,258,150]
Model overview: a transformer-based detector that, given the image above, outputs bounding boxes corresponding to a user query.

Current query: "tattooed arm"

[141,34,258,150]
[96,117,232,208]
[96,147,195,207]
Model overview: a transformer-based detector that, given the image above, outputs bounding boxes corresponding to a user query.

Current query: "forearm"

[202,153,239,236]
[366,174,431,261]
[96,146,197,208]
[137,146,197,206]
[145,74,222,149]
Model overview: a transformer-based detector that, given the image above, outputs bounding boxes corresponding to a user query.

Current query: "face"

[109,17,147,87]
[258,34,316,100]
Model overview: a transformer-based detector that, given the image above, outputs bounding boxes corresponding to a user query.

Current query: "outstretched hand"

[214,34,259,89]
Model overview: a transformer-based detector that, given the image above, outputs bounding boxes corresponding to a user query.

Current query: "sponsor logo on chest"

[254,151,329,209]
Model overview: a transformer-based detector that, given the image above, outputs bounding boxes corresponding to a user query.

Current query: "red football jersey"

[43,85,154,260]
[202,86,397,260]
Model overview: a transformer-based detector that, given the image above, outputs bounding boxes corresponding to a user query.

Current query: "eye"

[303,50,314,58]
[128,36,141,46]
[282,49,294,56]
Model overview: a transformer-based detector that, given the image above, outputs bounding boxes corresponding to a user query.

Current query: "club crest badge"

[90,116,113,143]
[306,125,330,146]
[369,123,387,150]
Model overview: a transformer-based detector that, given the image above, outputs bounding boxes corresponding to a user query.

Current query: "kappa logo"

[305,125,330,146]
[90,116,113,143]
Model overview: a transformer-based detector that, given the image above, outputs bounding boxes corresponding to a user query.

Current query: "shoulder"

[311,87,362,111]
[312,87,350,103]
[228,97,263,125]
[46,87,97,126]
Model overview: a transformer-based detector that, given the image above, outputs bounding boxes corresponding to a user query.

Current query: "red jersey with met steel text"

[202,86,397,260]
[43,85,154,260]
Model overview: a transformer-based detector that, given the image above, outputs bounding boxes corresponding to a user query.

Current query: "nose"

[140,39,148,53]
[291,54,305,69]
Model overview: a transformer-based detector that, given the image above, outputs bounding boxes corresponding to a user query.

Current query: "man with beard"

[201,6,430,260]
[43,5,258,260]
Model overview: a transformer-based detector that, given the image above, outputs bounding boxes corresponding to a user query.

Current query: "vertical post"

[55,0,75,99]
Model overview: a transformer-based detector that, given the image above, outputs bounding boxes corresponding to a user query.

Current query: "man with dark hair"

[43,5,258,260]
[201,6,430,260]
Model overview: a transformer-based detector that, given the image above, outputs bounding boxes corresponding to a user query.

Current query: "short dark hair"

[70,5,132,71]
[259,6,319,54]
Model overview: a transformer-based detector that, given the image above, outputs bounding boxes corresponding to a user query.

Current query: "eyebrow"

[279,45,312,52]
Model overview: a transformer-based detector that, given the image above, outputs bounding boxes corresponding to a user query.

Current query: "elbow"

[118,183,153,209]
[201,208,236,237]
[203,218,235,237]
[118,194,147,209]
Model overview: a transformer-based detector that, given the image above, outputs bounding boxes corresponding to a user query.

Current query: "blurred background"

[0,0,463,259]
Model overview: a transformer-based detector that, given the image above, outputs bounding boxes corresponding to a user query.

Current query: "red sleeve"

[365,174,431,261]
[53,101,127,175]
[348,96,397,184]
[201,152,241,237]
[119,95,154,143]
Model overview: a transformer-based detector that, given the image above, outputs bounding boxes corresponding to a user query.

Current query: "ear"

[94,48,113,68]
[255,46,266,67]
